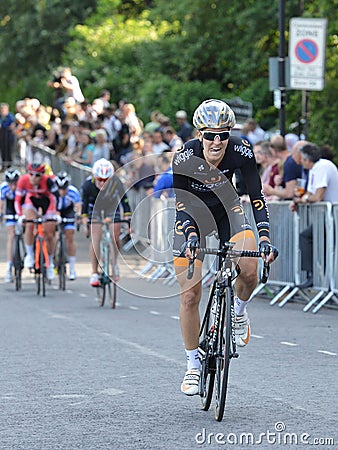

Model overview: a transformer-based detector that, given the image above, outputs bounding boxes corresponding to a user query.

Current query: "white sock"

[185,348,200,371]
[26,244,34,257]
[7,261,12,269]
[49,255,54,266]
[234,296,247,316]
[68,256,76,270]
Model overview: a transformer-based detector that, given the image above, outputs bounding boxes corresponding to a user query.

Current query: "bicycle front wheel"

[199,296,216,411]
[56,235,66,291]
[214,287,234,422]
[96,273,106,307]
[13,235,24,291]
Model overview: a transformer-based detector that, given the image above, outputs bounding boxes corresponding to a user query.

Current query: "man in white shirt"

[291,143,338,287]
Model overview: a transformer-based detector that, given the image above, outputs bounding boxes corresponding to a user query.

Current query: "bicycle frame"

[194,243,270,422]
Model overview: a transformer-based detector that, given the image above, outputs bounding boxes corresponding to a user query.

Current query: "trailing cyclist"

[54,171,82,280]
[172,99,278,395]
[0,168,21,282]
[14,162,59,281]
[81,158,131,287]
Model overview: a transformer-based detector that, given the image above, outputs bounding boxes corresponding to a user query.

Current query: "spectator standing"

[92,129,110,165]
[175,110,193,143]
[0,103,15,169]
[290,143,338,287]
[245,118,265,145]
[152,130,170,155]
[263,139,307,200]
[163,126,183,152]
[151,153,174,199]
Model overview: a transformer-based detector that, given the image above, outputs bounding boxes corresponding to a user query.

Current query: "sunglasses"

[95,177,109,183]
[29,172,42,177]
[201,131,231,141]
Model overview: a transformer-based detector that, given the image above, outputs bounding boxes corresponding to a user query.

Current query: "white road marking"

[47,313,69,320]
[97,388,124,396]
[129,306,139,310]
[80,293,88,298]
[51,394,87,399]
[251,334,264,339]
[66,289,72,294]
[280,341,299,346]
[171,315,180,320]
[317,350,337,356]
[150,310,160,315]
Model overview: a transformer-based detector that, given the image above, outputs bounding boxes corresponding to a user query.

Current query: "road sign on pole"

[289,18,327,91]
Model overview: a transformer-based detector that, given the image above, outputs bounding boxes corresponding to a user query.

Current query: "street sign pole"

[278,0,286,136]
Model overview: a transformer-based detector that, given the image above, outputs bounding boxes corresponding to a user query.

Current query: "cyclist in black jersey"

[173,99,278,396]
[81,158,131,286]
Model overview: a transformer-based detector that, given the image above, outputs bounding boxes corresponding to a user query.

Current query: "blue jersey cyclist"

[172,99,278,396]
[54,171,82,281]
[0,168,21,282]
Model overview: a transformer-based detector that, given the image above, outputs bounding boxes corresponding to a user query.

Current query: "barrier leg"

[278,287,300,307]
[302,290,325,312]
[137,262,155,278]
[311,291,337,314]
[269,285,291,306]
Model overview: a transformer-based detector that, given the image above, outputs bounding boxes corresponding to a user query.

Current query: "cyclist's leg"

[64,227,76,278]
[22,198,37,267]
[89,222,102,274]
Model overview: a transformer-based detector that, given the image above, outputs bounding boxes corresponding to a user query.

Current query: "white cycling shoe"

[235,311,251,347]
[181,369,200,396]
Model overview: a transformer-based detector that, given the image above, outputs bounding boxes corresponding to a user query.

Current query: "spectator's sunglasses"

[95,177,109,182]
[201,130,231,142]
[29,172,42,177]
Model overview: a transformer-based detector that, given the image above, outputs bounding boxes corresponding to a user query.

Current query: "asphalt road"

[0,229,337,450]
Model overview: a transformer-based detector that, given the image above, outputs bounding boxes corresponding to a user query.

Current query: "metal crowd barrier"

[26,143,91,188]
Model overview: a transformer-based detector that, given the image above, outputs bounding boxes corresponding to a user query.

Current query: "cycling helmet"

[193,99,236,130]
[92,158,114,179]
[5,167,21,182]
[27,162,45,174]
[55,171,71,188]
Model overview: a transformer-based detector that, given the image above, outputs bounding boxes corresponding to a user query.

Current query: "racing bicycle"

[24,216,58,297]
[54,217,76,291]
[5,214,25,291]
[188,242,270,422]
[90,214,130,309]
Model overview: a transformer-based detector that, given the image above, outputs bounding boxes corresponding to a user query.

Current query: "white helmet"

[92,158,114,179]
[193,99,236,130]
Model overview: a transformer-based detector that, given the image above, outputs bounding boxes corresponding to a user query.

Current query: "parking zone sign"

[289,18,327,90]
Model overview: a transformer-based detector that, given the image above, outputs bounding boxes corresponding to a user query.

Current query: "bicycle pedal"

[232,352,240,359]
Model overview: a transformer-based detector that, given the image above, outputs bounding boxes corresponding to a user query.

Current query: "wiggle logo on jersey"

[204,176,221,185]
[173,148,194,166]
[231,205,245,215]
[174,220,184,235]
[233,144,253,158]
[253,199,264,211]
[176,201,186,211]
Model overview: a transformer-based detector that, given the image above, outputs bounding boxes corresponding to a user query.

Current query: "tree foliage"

[0,0,336,147]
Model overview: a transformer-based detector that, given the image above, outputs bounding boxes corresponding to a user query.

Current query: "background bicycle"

[24,216,58,297]
[89,215,130,309]
[54,217,76,291]
[4,214,25,291]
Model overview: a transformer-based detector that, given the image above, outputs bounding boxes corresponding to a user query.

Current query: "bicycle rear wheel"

[199,291,216,411]
[214,287,234,422]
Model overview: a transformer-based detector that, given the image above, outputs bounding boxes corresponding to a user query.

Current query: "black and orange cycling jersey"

[172,136,270,258]
[81,175,131,220]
